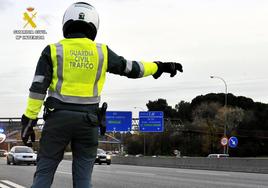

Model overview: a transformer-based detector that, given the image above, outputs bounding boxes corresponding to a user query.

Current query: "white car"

[95,149,111,165]
[207,153,229,158]
[7,146,37,165]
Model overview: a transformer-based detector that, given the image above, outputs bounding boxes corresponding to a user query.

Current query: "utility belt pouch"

[98,102,108,136]
[43,101,54,121]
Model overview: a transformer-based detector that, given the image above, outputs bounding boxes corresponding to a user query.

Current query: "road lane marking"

[0,183,10,188]
[0,180,26,188]
[56,171,72,175]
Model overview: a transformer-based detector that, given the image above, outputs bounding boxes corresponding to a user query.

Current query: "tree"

[146,99,177,118]
[191,102,222,154]
[175,101,191,121]
[124,93,268,157]
[217,107,244,134]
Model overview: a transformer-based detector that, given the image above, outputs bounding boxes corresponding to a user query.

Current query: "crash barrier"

[109,156,268,173]
[64,154,268,173]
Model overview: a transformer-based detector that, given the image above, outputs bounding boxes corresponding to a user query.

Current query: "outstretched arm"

[107,47,183,79]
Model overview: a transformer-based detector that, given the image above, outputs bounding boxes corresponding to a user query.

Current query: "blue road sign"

[0,128,4,133]
[229,136,238,148]
[139,111,164,132]
[106,111,132,132]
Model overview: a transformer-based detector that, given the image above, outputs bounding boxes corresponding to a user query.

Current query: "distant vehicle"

[0,149,7,157]
[6,146,37,165]
[106,151,118,156]
[207,154,229,158]
[95,148,111,165]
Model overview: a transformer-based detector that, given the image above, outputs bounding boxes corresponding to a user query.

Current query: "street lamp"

[134,106,145,111]
[210,75,228,154]
[134,106,146,156]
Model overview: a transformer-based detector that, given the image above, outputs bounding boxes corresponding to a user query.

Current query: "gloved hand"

[153,61,183,79]
[21,114,37,147]
[99,102,107,136]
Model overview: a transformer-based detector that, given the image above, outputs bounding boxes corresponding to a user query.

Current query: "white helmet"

[62,2,99,39]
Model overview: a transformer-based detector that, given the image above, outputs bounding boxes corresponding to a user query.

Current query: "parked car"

[207,153,229,158]
[6,146,37,165]
[135,154,143,157]
[95,148,111,165]
[0,149,7,157]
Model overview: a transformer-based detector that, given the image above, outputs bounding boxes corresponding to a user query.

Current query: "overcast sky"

[0,0,267,117]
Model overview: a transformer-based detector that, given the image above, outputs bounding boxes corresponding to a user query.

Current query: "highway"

[0,157,268,188]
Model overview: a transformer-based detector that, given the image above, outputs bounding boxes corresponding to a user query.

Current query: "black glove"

[98,102,107,136]
[153,61,183,79]
[21,114,37,147]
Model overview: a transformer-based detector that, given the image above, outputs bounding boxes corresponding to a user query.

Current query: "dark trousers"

[31,110,99,188]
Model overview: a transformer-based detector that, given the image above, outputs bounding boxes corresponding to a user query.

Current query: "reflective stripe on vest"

[55,42,63,95]
[48,38,107,104]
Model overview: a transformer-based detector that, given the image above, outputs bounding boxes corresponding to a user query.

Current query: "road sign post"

[138,111,164,156]
[228,136,238,148]
[139,111,164,132]
[106,111,132,132]
[221,137,228,146]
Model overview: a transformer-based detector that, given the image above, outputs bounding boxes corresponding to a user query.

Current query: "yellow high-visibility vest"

[49,38,108,104]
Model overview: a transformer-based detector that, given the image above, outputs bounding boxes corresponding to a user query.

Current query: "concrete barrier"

[64,153,268,173]
[111,156,268,173]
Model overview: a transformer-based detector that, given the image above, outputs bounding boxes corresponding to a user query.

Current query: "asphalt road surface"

[0,157,268,188]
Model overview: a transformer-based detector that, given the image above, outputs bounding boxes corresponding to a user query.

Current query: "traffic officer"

[21,2,183,188]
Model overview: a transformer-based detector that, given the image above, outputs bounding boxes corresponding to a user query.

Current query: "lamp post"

[134,106,146,156]
[210,76,228,154]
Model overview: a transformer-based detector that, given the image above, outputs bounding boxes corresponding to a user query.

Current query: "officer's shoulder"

[41,45,51,56]
[95,40,108,47]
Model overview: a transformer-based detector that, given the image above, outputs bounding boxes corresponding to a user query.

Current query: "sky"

[0,0,267,117]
